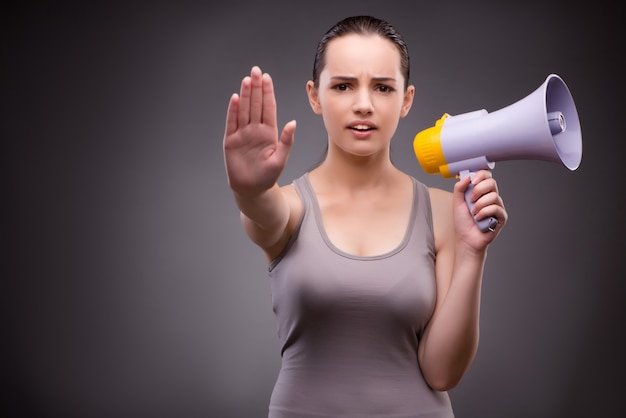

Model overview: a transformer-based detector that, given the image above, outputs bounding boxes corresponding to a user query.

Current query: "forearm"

[420,244,487,390]
[232,183,290,248]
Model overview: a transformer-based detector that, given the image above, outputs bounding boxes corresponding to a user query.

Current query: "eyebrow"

[330,76,397,83]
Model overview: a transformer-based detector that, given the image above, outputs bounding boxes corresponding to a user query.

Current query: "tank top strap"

[411,177,435,250]
[292,174,313,208]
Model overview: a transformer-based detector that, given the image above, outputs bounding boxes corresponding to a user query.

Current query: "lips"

[350,124,374,131]
[348,121,376,132]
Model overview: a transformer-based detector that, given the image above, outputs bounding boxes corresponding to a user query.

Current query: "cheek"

[320,100,343,124]
[321,111,342,134]
[381,99,405,118]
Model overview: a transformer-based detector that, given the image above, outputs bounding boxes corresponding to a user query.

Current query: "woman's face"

[307,33,414,159]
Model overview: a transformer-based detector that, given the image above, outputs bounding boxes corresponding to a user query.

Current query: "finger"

[261,72,277,126]
[453,174,472,205]
[472,169,493,182]
[468,177,498,202]
[474,203,507,231]
[224,93,240,137]
[473,191,506,226]
[274,120,297,164]
[471,191,501,216]
[249,66,263,124]
[455,173,472,191]
[237,75,252,127]
[280,120,297,147]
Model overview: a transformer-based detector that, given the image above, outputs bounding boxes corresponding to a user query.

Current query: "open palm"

[223,66,296,195]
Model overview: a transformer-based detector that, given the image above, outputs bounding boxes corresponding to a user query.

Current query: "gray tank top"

[268,173,454,417]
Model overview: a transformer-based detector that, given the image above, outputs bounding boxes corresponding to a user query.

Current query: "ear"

[400,85,415,118]
[306,80,322,115]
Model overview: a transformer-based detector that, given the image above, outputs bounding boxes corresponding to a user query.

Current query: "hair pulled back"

[312,15,410,90]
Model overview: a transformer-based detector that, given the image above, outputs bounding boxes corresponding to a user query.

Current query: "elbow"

[421,361,470,392]
[426,375,462,392]
[419,336,479,392]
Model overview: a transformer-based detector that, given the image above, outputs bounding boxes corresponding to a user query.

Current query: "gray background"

[5,1,625,417]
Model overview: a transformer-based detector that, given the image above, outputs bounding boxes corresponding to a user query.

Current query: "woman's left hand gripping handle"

[223,66,296,196]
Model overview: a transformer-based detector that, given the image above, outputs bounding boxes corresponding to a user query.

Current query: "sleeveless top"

[267,173,454,418]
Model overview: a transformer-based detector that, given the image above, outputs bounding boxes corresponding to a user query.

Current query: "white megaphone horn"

[413,73,582,232]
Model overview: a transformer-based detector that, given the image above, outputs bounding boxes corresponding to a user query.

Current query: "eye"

[332,83,349,91]
[376,84,394,93]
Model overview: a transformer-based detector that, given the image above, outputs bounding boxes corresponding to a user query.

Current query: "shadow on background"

[5,1,625,417]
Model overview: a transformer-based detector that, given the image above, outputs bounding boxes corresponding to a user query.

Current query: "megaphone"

[413,73,582,232]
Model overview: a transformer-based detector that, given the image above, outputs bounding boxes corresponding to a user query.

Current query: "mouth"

[348,123,376,132]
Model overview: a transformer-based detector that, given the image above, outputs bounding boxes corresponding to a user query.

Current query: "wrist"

[454,239,488,263]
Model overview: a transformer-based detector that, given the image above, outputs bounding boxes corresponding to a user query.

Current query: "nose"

[352,88,373,115]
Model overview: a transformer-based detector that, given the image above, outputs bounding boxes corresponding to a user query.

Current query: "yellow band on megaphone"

[413,114,454,178]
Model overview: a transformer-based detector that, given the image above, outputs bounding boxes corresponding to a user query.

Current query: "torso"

[267,172,454,417]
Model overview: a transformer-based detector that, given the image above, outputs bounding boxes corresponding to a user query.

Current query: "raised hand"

[223,66,296,196]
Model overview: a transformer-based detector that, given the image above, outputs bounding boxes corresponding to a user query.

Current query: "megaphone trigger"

[460,170,498,233]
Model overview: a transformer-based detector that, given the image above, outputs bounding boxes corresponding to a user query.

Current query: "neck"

[311,148,400,191]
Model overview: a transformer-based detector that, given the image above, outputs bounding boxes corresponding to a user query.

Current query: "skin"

[223,33,508,391]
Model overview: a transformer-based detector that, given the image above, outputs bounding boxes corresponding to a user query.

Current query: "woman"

[223,15,507,418]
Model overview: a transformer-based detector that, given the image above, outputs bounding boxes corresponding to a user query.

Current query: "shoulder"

[281,182,303,225]
[261,181,304,261]
[427,186,453,209]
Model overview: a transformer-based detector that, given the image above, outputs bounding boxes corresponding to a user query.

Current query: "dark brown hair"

[312,15,410,90]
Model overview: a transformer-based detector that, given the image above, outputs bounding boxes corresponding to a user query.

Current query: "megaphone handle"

[460,170,498,233]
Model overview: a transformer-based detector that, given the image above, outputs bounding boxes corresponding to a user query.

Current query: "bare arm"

[419,170,508,391]
[223,66,297,255]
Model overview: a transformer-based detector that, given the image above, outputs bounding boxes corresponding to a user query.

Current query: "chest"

[270,201,437,337]
[318,193,413,257]
[269,176,438,340]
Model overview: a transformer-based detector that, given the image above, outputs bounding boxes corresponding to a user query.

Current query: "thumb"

[453,174,472,205]
[275,120,296,162]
